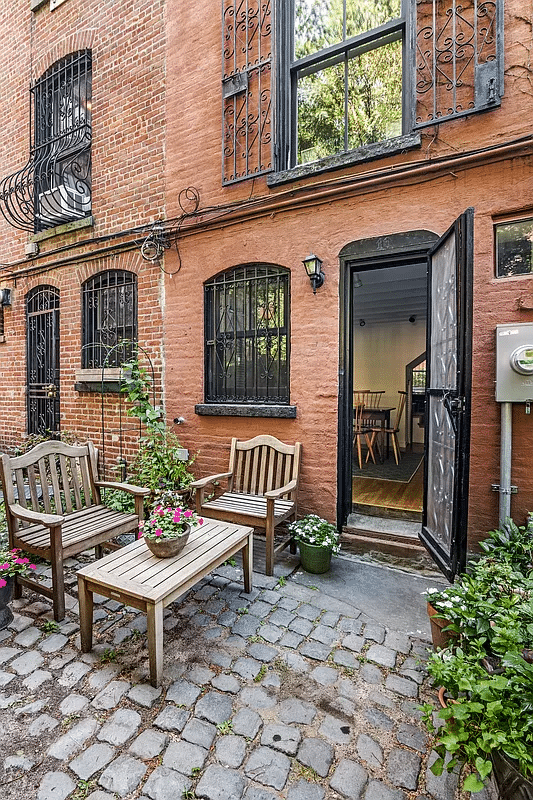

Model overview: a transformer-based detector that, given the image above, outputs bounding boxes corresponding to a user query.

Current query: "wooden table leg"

[77,575,94,653]
[146,601,164,687]
[242,532,253,594]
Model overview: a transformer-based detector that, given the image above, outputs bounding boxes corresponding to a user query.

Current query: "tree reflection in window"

[495,218,533,278]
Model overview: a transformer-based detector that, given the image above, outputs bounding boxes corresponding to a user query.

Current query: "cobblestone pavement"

[0,549,495,800]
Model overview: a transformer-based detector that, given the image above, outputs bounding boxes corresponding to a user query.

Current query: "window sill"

[195,404,297,418]
[267,133,422,187]
[74,368,124,394]
[31,215,93,243]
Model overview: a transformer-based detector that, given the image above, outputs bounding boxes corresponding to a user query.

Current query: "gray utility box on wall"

[496,323,533,402]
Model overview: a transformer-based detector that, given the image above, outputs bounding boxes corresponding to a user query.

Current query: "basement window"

[495,217,533,278]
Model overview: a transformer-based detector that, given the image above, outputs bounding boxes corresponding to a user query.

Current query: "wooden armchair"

[190,435,302,576]
[0,440,150,621]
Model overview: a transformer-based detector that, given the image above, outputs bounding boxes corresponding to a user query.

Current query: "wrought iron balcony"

[0,49,92,233]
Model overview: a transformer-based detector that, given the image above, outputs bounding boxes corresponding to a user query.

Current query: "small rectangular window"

[495,218,533,278]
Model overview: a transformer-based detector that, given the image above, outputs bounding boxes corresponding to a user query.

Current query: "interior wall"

[353,320,426,446]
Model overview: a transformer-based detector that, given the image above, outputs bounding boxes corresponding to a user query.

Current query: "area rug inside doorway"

[352,451,424,483]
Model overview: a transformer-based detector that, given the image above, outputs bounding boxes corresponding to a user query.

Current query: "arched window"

[33,50,92,231]
[204,264,290,404]
[82,270,137,368]
[0,50,92,232]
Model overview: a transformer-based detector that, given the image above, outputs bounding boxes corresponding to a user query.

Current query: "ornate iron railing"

[222,0,273,184]
[26,285,60,436]
[0,50,92,232]
[414,0,502,126]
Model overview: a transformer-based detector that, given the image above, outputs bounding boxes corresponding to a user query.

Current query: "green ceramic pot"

[298,541,332,574]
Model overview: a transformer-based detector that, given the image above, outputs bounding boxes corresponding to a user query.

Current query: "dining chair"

[353,403,378,469]
[368,391,407,465]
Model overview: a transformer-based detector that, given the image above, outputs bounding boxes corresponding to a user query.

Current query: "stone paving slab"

[0,549,489,800]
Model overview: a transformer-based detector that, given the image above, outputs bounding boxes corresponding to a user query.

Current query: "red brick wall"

[162,0,533,550]
[0,0,166,458]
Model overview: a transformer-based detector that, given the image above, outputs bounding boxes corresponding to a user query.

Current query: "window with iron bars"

[205,264,290,404]
[33,50,92,232]
[0,49,92,232]
[81,271,137,369]
[221,0,503,183]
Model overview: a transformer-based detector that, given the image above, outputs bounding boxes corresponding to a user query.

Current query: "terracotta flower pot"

[427,601,458,650]
[145,525,191,558]
[298,541,332,574]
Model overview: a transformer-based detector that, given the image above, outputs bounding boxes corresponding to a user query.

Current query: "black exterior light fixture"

[302,254,325,294]
[0,288,12,306]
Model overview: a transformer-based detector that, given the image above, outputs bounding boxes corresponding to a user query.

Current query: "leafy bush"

[422,520,533,791]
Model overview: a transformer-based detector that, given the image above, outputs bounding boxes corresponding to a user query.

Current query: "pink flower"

[184,510,192,519]
[15,558,29,565]
[0,563,9,570]
[173,510,181,523]
[0,578,6,588]
[154,528,163,537]
[198,518,204,525]
[28,564,37,570]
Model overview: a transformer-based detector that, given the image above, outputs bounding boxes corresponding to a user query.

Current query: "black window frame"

[204,264,290,405]
[81,270,137,369]
[272,0,504,178]
[277,0,408,172]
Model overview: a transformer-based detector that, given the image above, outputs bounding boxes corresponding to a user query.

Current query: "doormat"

[352,452,424,483]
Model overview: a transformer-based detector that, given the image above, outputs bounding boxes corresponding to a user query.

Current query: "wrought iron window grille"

[82,270,137,369]
[205,264,290,404]
[0,50,92,233]
[413,0,503,128]
[222,0,273,184]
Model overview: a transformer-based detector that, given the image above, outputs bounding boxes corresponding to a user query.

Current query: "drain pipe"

[499,402,513,525]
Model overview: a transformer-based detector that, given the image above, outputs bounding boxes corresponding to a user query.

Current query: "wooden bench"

[190,435,301,576]
[77,517,253,686]
[0,440,150,621]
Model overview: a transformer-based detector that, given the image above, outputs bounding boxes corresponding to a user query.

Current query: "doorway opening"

[350,261,427,538]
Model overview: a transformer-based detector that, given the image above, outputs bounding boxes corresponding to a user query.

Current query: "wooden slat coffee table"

[77,518,253,686]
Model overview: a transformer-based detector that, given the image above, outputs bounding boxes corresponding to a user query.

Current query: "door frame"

[337,230,439,529]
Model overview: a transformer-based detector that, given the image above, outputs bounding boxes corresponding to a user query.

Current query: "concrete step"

[341,529,427,560]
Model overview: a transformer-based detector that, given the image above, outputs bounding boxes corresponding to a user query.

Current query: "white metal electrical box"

[495,323,533,402]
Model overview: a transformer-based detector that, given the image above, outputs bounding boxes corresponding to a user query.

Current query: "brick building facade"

[1,0,533,576]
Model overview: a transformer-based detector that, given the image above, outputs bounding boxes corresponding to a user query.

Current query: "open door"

[420,209,473,581]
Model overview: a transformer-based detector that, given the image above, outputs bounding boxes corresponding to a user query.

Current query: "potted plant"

[140,505,203,558]
[0,548,38,629]
[422,520,533,796]
[288,514,341,574]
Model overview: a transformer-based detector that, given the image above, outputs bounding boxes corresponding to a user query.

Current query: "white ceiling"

[352,263,427,325]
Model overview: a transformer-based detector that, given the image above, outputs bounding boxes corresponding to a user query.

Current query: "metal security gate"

[420,209,473,580]
[26,285,60,436]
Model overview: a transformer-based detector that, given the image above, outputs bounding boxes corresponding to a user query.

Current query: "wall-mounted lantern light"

[302,254,325,294]
[0,288,12,306]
